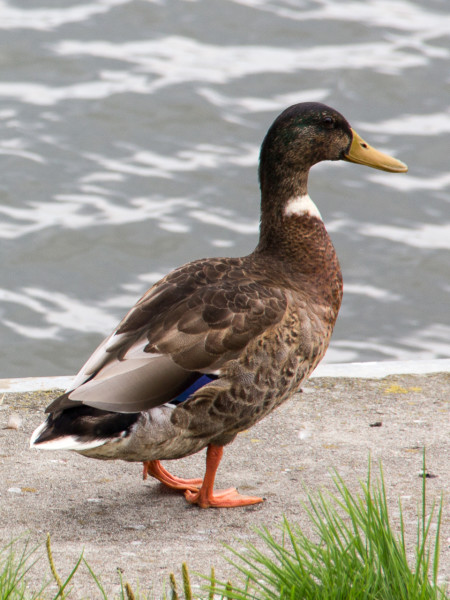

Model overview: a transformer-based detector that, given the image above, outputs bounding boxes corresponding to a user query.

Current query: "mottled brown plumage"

[31,102,407,508]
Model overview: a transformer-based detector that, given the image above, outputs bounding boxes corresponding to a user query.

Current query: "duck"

[30,102,407,508]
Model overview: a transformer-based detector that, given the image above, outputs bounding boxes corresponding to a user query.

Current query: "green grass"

[0,538,44,599]
[212,460,446,599]
[1,458,447,599]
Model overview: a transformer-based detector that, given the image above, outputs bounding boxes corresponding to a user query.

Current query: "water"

[0,0,449,378]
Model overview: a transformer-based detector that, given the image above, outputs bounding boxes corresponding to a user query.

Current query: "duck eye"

[323,116,334,128]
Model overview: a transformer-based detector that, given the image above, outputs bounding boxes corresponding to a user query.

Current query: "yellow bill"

[344,129,408,173]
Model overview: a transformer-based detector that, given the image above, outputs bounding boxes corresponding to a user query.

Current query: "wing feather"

[47,257,289,415]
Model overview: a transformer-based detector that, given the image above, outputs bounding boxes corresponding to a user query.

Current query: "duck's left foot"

[183,444,264,508]
[185,487,263,508]
[142,460,202,492]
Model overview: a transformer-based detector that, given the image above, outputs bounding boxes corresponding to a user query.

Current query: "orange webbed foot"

[142,460,202,492]
[143,445,264,507]
[182,444,264,508]
[185,486,263,508]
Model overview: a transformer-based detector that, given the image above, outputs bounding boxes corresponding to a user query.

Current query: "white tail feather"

[30,420,107,451]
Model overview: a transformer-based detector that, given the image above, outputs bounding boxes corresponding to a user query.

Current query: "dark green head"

[259,103,352,188]
[259,102,407,195]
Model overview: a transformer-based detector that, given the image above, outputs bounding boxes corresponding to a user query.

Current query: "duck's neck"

[256,191,331,265]
[256,172,320,260]
[255,178,343,311]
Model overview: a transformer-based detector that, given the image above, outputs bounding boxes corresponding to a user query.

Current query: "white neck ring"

[283,194,322,220]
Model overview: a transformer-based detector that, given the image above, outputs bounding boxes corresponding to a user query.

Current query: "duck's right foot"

[142,460,203,492]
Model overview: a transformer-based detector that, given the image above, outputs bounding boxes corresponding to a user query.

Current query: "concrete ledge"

[313,358,450,379]
[1,359,449,394]
[0,375,74,394]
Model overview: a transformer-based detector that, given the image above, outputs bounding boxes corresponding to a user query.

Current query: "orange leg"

[142,460,203,492]
[184,444,264,508]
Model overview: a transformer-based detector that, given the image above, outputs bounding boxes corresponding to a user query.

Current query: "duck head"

[259,102,407,200]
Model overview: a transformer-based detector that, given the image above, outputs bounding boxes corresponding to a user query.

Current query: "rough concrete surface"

[0,373,449,598]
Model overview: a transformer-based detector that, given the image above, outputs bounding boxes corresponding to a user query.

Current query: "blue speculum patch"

[169,374,218,405]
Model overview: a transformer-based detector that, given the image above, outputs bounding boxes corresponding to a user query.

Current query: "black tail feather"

[34,405,140,445]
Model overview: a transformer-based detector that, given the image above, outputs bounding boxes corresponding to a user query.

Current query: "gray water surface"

[1,0,449,377]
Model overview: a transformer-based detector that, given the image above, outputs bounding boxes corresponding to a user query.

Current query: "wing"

[46,257,288,415]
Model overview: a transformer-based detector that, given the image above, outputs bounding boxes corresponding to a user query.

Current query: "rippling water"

[0,0,449,377]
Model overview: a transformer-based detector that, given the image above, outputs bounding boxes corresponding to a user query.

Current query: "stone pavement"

[0,370,448,597]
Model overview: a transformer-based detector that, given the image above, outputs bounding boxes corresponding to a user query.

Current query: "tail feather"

[31,372,218,451]
[30,406,140,450]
